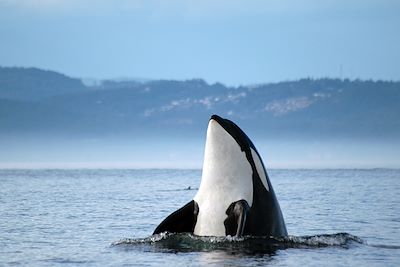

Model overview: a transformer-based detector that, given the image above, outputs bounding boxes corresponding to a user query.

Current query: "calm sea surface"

[1,169,399,266]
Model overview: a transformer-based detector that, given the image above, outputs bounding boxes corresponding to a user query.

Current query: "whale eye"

[250,148,269,191]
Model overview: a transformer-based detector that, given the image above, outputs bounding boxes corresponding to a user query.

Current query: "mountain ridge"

[1,66,399,140]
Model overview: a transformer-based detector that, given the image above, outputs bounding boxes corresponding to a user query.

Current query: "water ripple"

[112,232,364,254]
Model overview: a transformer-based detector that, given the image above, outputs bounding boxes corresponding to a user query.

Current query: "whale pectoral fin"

[224,200,250,237]
[153,200,199,235]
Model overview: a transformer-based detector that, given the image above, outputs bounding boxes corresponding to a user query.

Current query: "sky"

[0,0,399,85]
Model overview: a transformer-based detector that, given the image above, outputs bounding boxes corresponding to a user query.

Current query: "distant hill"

[1,66,399,140]
[0,67,86,101]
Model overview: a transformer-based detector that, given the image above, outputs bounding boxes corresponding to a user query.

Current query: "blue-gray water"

[1,169,399,266]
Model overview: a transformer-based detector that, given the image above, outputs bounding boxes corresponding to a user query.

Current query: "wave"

[112,232,364,254]
[367,244,400,249]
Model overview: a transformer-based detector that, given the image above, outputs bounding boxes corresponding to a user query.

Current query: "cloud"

[0,0,142,16]
[2,0,398,25]
[0,0,77,11]
[4,0,393,18]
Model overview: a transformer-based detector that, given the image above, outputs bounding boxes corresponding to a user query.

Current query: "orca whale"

[153,115,287,237]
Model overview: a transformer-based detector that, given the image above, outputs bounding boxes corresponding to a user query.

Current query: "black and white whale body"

[153,115,287,237]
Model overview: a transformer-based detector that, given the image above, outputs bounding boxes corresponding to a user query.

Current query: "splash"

[112,232,364,254]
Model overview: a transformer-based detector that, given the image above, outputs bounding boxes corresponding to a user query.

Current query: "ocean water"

[1,169,399,266]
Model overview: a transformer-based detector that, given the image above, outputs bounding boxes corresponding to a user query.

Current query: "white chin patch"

[193,120,253,236]
[250,148,270,191]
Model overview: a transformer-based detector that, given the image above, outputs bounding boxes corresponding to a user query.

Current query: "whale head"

[193,115,271,236]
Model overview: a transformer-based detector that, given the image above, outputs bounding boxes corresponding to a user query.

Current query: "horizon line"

[2,65,399,88]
